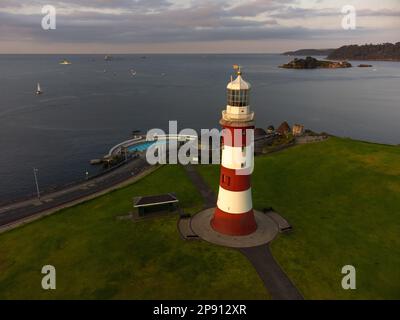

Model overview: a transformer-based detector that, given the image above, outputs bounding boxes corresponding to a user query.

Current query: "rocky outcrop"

[279,56,352,69]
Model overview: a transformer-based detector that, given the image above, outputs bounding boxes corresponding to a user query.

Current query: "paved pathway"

[182,164,303,300]
[182,165,216,208]
[239,245,303,300]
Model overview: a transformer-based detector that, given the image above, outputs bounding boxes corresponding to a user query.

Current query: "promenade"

[0,155,154,233]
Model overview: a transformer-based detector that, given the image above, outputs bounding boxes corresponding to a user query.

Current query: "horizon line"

[0,52,285,55]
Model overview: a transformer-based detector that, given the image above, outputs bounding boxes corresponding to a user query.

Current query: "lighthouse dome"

[226,72,251,107]
[227,74,251,91]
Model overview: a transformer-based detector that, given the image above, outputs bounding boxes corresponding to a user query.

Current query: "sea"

[0,54,399,201]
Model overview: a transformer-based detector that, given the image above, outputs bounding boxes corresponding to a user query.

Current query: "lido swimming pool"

[127,140,167,152]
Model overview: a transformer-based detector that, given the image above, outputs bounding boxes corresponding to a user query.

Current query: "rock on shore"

[280,56,352,69]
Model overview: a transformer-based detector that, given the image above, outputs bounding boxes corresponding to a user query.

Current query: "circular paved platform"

[190,208,279,248]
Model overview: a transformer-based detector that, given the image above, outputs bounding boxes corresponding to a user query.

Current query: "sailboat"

[59,58,72,65]
[36,83,43,95]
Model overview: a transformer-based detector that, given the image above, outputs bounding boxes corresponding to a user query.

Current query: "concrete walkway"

[239,245,303,300]
[182,164,303,300]
[182,165,216,208]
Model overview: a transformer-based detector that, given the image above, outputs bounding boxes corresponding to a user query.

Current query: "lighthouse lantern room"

[211,68,258,236]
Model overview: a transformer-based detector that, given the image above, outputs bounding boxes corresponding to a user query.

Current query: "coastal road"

[0,156,152,231]
[0,134,274,230]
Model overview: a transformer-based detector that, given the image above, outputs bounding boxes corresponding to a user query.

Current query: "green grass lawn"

[0,165,268,299]
[197,137,400,299]
[1,138,399,300]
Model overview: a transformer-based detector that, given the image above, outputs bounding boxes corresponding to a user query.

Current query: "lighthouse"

[211,68,257,236]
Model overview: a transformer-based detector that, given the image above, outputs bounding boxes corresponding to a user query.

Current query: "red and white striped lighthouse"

[211,68,257,236]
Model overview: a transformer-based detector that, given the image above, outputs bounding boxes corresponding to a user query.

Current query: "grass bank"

[0,165,267,299]
[197,137,400,299]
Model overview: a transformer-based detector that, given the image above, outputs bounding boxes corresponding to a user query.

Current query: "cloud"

[0,0,398,52]
[357,8,400,17]
[269,6,400,19]
[227,0,295,17]
[0,0,172,10]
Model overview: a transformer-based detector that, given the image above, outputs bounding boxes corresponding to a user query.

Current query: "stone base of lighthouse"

[211,207,257,236]
[191,208,278,248]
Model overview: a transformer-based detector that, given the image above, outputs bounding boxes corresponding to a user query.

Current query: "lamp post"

[33,168,40,200]
[121,146,128,161]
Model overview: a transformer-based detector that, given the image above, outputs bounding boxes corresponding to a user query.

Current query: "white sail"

[36,82,42,94]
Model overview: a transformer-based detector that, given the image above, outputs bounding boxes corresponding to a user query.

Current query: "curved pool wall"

[109,134,197,156]
[127,141,166,152]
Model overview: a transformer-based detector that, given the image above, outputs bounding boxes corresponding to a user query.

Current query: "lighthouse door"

[222,174,231,187]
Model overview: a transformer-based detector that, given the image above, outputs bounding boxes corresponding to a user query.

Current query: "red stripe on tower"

[211,68,257,236]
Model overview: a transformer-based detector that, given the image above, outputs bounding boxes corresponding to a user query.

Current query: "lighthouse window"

[227,89,250,107]
[221,175,231,186]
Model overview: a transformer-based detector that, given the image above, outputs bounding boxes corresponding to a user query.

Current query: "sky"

[0,0,399,53]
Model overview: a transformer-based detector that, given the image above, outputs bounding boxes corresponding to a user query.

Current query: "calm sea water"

[0,54,399,200]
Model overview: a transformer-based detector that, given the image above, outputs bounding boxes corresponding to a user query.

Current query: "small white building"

[292,124,305,137]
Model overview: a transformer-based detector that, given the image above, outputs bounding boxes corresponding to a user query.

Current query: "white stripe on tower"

[216,187,253,214]
[221,145,250,170]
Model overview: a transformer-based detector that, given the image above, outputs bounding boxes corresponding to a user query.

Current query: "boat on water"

[104,55,113,61]
[59,58,72,65]
[36,83,43,95]
[130,69,137,76]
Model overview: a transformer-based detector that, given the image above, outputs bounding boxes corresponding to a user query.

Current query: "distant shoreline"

[283,42,400,62]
